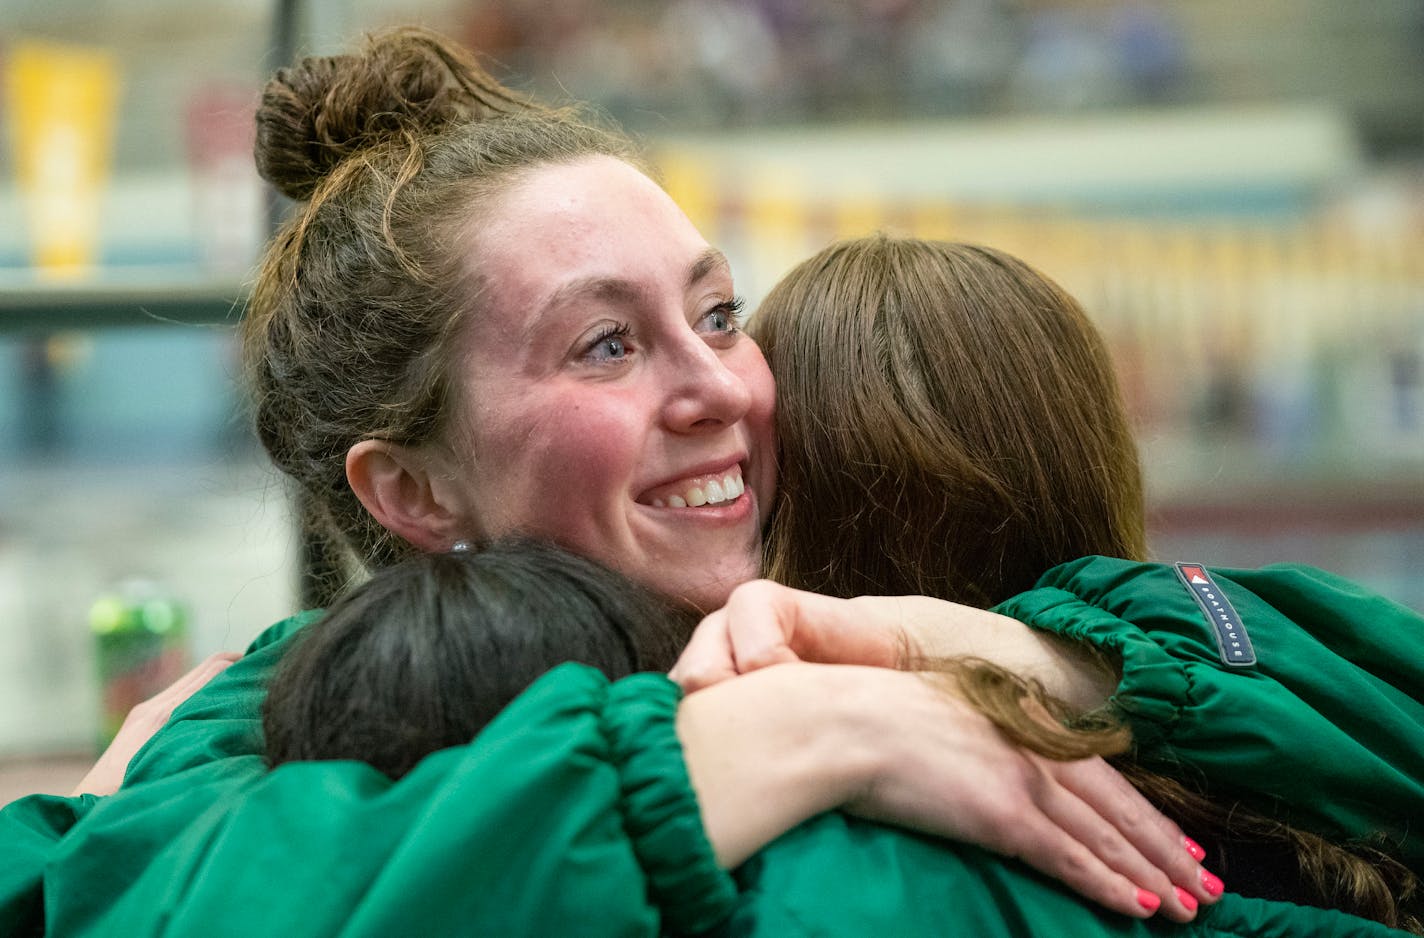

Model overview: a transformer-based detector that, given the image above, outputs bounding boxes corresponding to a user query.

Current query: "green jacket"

[997,557,1424,869]
[2,561,1419,935]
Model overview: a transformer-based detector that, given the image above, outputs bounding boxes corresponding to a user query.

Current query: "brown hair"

[936,657,1420,933]
[758,233,1419,931]
[752,235,1146,607]
[243,27,644,575]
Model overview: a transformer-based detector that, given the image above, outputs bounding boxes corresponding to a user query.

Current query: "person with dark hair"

[676,234,1424,933]
[263,540,691,779]
[0,28,1216,936]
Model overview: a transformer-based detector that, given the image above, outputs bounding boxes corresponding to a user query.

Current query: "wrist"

[894,597,1116,712]
[676,663,878,867]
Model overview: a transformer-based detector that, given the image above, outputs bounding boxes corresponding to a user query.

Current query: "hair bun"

[254,27,532,201]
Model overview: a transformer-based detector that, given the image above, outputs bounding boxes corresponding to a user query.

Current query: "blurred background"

[2,0,1422,796]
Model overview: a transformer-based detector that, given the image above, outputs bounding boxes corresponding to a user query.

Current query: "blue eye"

[700,297,746,334]
[585,323,632,363]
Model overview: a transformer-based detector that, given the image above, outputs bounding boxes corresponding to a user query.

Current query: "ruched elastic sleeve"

[0,611,314,937]
[995,557,1424,870]
[0,792,99,935]
[604,674,738,935]
[30,663,735,936]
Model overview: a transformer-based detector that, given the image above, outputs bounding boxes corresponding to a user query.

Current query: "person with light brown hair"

[0,28,1218,936]
[755,236,1146,607]
[675,233,1423,933]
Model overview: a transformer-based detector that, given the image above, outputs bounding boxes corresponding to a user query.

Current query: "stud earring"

[451,540,472,553]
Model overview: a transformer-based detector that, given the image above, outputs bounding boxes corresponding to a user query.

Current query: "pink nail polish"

[1200,869,1224,897]
[1182,835,1206,861]
[1174,886,1198,912]
[1136,888,1161,914]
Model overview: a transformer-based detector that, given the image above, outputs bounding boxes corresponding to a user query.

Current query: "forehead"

[467,156,715,314]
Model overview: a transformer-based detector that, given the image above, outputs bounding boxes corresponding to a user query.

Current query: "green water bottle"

[90,580,190,747]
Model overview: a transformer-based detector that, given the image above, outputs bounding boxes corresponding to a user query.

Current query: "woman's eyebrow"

[687,247,731,288]
[514,277,645,349]
[534,277,645,328]
[531,247,730,326]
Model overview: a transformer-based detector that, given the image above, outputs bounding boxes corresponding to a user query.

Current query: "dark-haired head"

[753,234,1146,607]
[262,539,693,780]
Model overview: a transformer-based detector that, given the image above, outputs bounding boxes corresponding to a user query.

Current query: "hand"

[71,651,241,796]
[841,665,1214,923]
[670,580,900,690]
[677,651,1213,916]
[671,579,1115,712]
[678,658,1215,923]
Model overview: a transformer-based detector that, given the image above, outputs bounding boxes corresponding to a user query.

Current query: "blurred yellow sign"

[5,41,119,275]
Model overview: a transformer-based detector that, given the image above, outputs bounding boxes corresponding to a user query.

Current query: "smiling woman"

[346,157,776,611]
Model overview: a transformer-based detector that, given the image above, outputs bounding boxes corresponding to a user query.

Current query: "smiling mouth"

[640,466,746,508]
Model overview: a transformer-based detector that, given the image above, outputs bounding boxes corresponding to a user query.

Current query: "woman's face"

[444,156,777,611]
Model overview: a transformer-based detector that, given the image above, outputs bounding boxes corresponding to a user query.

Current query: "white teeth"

[648,469,745,509]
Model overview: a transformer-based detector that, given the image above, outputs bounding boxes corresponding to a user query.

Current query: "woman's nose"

[661,338,754,433]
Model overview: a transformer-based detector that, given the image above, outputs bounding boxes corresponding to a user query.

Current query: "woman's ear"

[346,440,468,553]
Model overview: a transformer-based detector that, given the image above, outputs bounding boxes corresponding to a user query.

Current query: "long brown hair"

[243,27,644,576]
[756,234,1420,932]
[754,236,1145,607]
[936,656,1421,933]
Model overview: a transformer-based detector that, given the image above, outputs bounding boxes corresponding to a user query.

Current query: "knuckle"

[1021,760,1056,803]
[129,700,161,721]
[730,579,771,603]
[741,649,774,671]
[743,643,794,670]
[985,798,1031,844]
[674,667,708,690]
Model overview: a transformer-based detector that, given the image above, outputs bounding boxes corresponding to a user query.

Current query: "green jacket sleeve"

[0,611,312,936]
[0,792,100,935]
[994,557,1424,868]
[33,662,734,937]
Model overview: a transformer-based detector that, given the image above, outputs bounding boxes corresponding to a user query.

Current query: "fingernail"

[1136,888,1161,913]
[1182,835,1206,861]
[1174,886,1198,912]
[1201,869,1224,897]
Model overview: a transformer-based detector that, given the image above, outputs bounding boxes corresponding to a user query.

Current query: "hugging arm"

[672,579,1116,711]
[680,662,1208,922]
[7,659,1178,936]
[71,652,242,797]
[675,564,1424,891]
[674,583,1211,922]
[17,619,1200,934]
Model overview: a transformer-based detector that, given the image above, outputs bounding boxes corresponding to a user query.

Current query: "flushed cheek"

[493,397,645,533]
